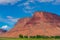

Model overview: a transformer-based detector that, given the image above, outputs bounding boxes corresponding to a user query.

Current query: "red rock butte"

[0,11,60,38]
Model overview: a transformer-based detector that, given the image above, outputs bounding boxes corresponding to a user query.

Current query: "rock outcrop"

[0,12,60,38]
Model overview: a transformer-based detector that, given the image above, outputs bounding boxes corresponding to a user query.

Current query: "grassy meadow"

[0,38,60,40]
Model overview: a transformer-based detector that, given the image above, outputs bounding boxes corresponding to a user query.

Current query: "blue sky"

[0,0,60,30]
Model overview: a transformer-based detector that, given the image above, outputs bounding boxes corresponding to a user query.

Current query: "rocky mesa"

[0,12,60,38]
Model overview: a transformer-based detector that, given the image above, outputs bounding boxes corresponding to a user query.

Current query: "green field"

[0,38,60,40]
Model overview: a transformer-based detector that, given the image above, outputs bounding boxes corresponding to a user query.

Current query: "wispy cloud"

[7,16,19,22]
[23,5,35,13]
[52,0,60,5]
[0,0,60,5]
[36,0,60,5]
[18,0,36,14]
[37,0,54,2]
[0,16,19,25]
[0,16,19,30]
[0,0,20,5]
[21,0,60,14]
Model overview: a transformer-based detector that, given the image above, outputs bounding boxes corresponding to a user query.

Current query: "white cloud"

[37,0,54,2]
[0,16,19,30]
[35,0,60,5]
[23,5,35,12]
[1,25,8,29]
[1,25,11,30]
[0,16,19,25]
[7,16,13,19]
[0,0,60,5]
[18,0,36,14]
[18,0,54,14]
[0,0,20,5]
[7,16,19,22]
[52,0,60,5]
[28,0,35,3]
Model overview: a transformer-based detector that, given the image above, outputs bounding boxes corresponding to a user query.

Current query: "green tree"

[50,36,55,38]
[19,34,23,38]
[36,35,41,38]
[36,35,49,38]
[55,36,60,39]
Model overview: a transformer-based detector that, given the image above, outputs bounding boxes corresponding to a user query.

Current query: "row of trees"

[19,35,60,38]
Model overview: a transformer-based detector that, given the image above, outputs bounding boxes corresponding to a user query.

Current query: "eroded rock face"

[0,12,60,38]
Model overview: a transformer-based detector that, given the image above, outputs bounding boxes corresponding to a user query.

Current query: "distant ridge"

[0,29,7,33]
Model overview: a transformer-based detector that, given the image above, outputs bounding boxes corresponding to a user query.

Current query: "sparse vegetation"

[19,34,60,39]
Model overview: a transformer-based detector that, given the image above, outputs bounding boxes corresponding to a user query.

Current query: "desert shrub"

[30,36,36,38]
[36,35,49,38]
[50,36,60,39]
[55,36,60,39]
[36,35,42,38]
[19,34,23,38]
[50,36,55,38]
[42,36,49,38]
[24,36,28,38]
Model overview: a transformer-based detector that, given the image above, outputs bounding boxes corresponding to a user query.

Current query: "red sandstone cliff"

[0,12,60,38]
